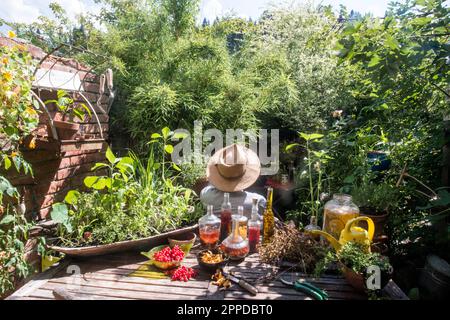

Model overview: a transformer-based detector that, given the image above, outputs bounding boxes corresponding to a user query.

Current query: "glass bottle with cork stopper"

[199,205,221,248]
[220,192,232,240]
[233,205,248,239]
[248,198,262,253]
[263,187,275,244]
[220,215,249,260]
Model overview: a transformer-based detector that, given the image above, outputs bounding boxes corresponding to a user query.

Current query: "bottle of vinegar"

[263,187,275,244]
[220,192,232,240]
[248,198,262,253]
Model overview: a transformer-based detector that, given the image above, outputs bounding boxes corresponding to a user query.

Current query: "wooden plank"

[50,267,211,289]
[41,282,202,300]
[28,288,131,300]
[6,260,70,300]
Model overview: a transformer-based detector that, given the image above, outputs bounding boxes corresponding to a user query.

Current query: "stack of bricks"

[0,37,109,221]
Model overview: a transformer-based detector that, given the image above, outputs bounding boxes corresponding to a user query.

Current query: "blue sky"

[0,0,390,27]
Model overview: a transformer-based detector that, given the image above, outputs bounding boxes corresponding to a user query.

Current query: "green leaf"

[285,143,299,152]
[172,163,181,171]
[116,157,135,174]
[84,176,107,190]
[0,215,15,225]
[72,108,85,122]
[64,190,80,205]
[51,203,72,233]
[79,103,92,118]
[164,144,174,154]
[57,90,67,99]
[161,127,170,139]
[91,162,109,171]
[4,156,11,170]
[300,133,324,141]
[368,55,381,67]
[150,133,162,139]
[105,147,116,164]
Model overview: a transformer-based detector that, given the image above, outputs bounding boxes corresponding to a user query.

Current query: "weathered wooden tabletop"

[7,247,366,300]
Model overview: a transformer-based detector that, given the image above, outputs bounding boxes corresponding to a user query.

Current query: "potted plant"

[316,242,392,293]
[351,181,400,238]
[44,90,91,140]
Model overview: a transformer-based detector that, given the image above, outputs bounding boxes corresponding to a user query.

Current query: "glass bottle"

[199,205,221,248]
[220,215,249,260]
[304,216,321,240]
[220,192,232,241]
[248,198,262,253]
[263,187,275,244]
[323,194,360,240]
[233,205,248,239]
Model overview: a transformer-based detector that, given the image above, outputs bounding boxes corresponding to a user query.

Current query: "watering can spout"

[308,230,341,252]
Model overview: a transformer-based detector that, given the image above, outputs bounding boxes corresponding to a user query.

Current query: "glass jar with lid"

[199,205,221,248]
[220,215,249,260]
[323,194,359,240]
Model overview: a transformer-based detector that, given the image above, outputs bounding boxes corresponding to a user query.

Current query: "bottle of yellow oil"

[263,187,275,244]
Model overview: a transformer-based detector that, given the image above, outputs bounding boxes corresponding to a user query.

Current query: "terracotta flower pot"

[359,207,389,238]
[341,264,367,293]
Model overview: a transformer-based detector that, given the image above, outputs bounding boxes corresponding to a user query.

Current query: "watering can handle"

[345,217,375,241]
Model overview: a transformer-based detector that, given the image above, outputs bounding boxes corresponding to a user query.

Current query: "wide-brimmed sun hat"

[206,144,261,192]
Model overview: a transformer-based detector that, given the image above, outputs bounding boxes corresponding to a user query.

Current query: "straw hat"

[206,144,261,192]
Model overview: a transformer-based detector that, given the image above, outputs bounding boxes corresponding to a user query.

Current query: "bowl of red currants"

[141,245,185,270]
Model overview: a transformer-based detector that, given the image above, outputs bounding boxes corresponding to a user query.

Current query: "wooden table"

[7,249,366,300]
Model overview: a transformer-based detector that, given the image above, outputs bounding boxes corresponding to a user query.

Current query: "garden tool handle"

[346,216,375,242]
[238,279,258,296]
[293,281,325,300]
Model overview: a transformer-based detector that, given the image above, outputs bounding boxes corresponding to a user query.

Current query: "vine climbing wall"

[0,37,110,222]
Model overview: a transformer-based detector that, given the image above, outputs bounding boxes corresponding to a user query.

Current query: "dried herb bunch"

[258,223,329,272]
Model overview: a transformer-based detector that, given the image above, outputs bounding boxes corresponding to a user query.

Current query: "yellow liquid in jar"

[322,208,359,239]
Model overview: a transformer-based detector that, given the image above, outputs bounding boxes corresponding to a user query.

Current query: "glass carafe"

[199,205,221,248]
[220,216,249,260]
[220,192,232,240]
[323,194,359,239]
[248,198,261,253]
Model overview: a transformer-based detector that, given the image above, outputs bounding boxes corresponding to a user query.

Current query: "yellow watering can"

[308,217,375,252]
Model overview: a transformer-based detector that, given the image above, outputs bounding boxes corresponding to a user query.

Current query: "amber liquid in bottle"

[220,193,232,241]
[263,187,275,244]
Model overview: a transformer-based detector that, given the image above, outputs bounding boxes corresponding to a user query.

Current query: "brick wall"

[1,37,110,220]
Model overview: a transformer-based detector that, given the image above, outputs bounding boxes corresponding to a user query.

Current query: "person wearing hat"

[200,143,266,219]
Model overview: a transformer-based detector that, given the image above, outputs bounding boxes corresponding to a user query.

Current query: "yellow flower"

[25,106,38,116]
[29,137,36,150]
[10,151,18,158]
[7,30,16,38]
[1,57,8,65]
[3,71,12,82]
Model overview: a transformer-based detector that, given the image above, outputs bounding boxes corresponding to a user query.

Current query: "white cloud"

[0,0,41,23]
[0,0,101,25]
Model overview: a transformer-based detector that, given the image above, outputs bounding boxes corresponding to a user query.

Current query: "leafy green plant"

[286,132,332,222]
[315,242,392,276]
[351,181,400,214]
[44,90,91,122]
[50,128,201,247]
[0,205,32,296]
